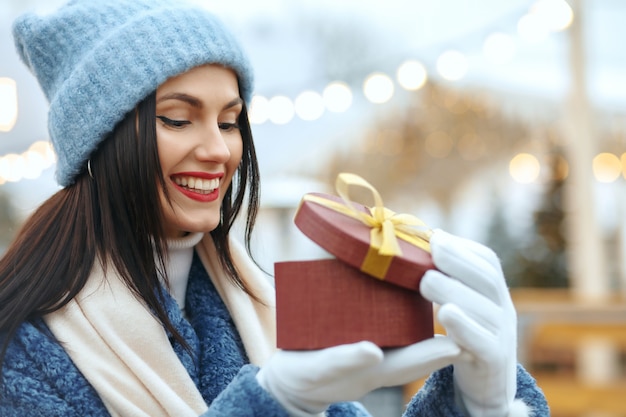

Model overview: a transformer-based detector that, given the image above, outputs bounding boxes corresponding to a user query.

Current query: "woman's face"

[155,64,243,238]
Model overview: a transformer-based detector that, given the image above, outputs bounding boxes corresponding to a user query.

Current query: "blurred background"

[1,0,626,415]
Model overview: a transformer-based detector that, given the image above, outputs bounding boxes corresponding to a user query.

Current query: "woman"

[0,0,549,416]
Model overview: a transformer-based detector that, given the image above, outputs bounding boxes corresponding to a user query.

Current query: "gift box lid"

[294,173,435,291]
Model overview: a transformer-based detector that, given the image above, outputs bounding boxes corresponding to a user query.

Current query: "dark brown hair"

[0,90,261,364]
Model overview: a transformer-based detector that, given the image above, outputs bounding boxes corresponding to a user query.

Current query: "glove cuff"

[507,399,531,417]
[456,384,531,417]
[462,398,532,417]
[256,369,327,417]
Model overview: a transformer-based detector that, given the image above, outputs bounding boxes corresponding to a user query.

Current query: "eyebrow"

[157,93,202,108]
[157,93,243,111]
[223,97,244,111]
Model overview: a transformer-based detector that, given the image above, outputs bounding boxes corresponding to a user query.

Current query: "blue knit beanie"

[12,0,254,187]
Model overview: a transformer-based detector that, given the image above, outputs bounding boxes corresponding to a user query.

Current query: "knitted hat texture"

[12,0,254,187]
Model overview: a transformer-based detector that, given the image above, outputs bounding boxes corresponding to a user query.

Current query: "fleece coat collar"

[42,235,276,417]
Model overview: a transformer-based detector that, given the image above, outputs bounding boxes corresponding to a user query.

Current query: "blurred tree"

[485,151,569,288]
[483,191,527,288]
[513,152,570,287]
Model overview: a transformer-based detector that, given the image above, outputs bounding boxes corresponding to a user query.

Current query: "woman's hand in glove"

[256,336,461,417]
[420,229,522,417]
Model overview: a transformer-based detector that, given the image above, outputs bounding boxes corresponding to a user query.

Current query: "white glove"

[257,337,461,417]
[419,229,519,417]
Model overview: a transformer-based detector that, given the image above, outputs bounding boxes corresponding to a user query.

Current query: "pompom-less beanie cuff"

[13,1,254,187]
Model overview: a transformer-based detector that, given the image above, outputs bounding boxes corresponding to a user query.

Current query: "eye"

[156,115,191,129]
[218,122,240,132]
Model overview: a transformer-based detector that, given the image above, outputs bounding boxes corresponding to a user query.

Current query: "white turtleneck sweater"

[158,232,205,316]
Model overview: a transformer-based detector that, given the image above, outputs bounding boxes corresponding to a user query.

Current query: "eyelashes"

[157,115,240,132]
[218,122,240,132]
[156,115,191,128]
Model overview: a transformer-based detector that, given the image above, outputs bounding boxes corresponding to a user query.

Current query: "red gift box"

[294,180,435,291]
[275,258,433,350]
[274,173,436,350]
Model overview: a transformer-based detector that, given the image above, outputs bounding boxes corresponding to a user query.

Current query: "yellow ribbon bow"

[302,173,432,279]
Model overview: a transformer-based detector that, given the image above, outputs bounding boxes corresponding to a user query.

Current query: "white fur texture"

[508,399,532,417]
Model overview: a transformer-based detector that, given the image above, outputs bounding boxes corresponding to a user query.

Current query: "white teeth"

[174,176,219,192]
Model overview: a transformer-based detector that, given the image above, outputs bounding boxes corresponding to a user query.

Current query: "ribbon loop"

[333,173,432,256]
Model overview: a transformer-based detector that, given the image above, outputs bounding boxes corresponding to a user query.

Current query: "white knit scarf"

[44,234,277,417]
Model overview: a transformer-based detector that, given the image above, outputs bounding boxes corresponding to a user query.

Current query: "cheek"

[155,131,172,173]
[227,136,244,171]
[155,131,188,178]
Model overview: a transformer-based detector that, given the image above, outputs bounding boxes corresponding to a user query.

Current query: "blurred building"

[1,0,626,416]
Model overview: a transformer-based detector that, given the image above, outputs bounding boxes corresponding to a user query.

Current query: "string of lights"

[1,0,623,185]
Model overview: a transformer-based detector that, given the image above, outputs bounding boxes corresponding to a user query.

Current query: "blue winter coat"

[0,253,549,416]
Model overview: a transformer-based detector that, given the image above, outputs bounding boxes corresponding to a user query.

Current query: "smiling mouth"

[172,175,219,195]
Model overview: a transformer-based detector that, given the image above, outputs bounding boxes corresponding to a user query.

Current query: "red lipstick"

[171,172,223,202]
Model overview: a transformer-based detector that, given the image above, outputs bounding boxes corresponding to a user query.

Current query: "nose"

[195,124,231,163]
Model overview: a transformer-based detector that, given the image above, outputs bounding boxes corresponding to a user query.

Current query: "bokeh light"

[510,153,541,183]
[363,73,395,104]
[436,51,468,81]
[21,151,46,180]
[593,152,621,183]
[397,60,428,91]
[0,153,26,183]
[28,140,56,168]
[530,0,574,32]
[0,141,56,183]
[248,95,270,124]
[323,82,353,113]
[0,78,18,132]
[294,90,325,121]
[268,95,295,125]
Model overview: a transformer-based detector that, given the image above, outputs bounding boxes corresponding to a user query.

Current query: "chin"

[188,220,221,234]
[163,208,222,237]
